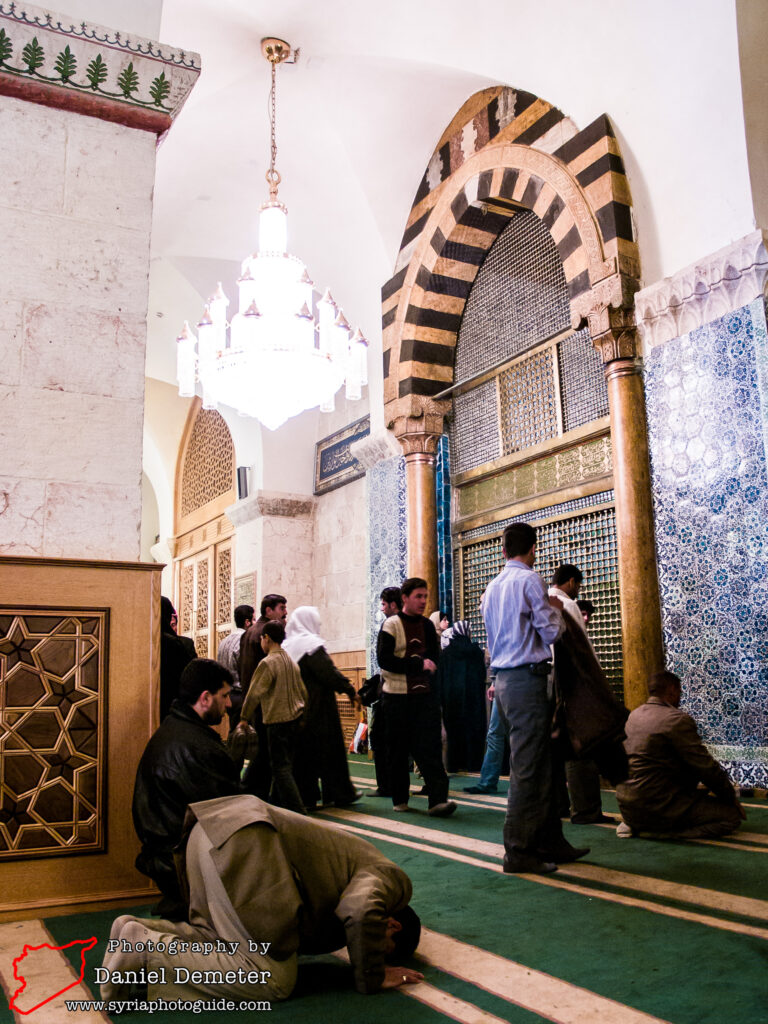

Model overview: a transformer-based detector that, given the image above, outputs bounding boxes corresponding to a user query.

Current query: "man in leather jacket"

[132,659,240,918]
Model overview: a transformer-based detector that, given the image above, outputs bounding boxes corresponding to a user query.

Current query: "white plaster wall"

[312,477,367,654]
[53,0,162,38]
[0,96,155,559]
[140,472,160,562]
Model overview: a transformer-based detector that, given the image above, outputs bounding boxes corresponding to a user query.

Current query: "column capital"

[588,306,640,364]
[387,395,447,456]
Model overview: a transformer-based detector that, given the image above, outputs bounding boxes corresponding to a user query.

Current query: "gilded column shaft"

[605,358,665,707]
[404,452,439,609]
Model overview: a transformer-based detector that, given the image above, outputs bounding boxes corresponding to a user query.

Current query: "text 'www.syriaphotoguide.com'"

[64,997,271,1013]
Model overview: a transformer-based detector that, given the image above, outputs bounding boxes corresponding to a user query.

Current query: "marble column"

[0,3,199,559]
[404,451,439,607]
[605,356,665,708]
[390,397,445,614]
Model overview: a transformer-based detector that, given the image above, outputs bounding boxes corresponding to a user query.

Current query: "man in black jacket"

[132,659,240,918]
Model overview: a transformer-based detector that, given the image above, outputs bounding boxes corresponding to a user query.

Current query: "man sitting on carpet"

[616,670,745,839]
[100,794,423,1003]
[132,660,241,918]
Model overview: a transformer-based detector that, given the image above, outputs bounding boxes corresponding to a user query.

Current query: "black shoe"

[334,790,363,807]
[428,800,457,817]
[541,845,590,864]
[503,855,558,875]
[464,784,498,794]
[571,812,616,825]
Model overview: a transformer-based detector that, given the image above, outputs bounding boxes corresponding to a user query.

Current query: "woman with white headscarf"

[283,606,362,811]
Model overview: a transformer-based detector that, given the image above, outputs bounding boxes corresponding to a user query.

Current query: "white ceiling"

[128,0,755,389]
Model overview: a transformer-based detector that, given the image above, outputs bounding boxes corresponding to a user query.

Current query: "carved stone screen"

[0,609,108,859]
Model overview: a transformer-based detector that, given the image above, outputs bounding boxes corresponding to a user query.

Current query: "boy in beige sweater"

[238,620,307,814]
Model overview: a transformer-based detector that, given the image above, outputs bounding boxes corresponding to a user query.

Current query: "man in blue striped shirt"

[482,522,589,874]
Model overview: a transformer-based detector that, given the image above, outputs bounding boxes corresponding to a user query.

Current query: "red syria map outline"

[10,936,98,1015]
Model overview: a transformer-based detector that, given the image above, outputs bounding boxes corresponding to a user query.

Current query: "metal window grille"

[450,380,501,474]
[455,209,571,381]
[460,504,623,700]
[558,328,609,431]
[499,347,559,454]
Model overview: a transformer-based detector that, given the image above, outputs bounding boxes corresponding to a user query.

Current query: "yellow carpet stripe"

[325,819,768,942]
[591,820,768,854]
[0,919,107,1022]
[334,948,511,1024]
[417,927,672,1024]
[399,981,513,1024]
[350,778,768,855]
[324,809,768,923]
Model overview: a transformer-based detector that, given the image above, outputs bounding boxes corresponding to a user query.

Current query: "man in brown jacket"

[99,795,423,1004]
[238,621,307,815]
[616,671,745,838]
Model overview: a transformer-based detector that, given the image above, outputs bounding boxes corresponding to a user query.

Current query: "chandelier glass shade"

[175,39,367,431]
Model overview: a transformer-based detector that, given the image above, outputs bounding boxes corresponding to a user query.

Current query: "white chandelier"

[175,37,367,431]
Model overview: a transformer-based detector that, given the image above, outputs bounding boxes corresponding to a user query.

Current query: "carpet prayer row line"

[0,757,764,1023]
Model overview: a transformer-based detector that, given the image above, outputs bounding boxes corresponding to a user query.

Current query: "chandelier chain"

[266,59,281,199]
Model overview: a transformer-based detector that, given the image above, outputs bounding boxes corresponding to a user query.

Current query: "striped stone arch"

[382,87,640,425]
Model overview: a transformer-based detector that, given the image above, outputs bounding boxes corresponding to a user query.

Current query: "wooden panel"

[330,651,366,748]
[0,608,108,859]
[0,556,161,917]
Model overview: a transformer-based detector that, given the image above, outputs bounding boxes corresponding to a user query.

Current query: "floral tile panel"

[645,297,768,787]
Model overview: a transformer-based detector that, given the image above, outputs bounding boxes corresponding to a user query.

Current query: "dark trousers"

[382,691,449,808]
[242,708,271,802]
[266,717,306,816]
[293,703,356,808]
[565,758,603,821]
[494,667,568,869]
[369,702,391,796]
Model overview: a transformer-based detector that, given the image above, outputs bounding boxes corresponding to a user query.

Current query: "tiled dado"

[455,431,612,527]
[645,297,768,787]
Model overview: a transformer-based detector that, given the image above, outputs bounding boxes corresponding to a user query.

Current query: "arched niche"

[172,399,237,658]
[381,86,662,706]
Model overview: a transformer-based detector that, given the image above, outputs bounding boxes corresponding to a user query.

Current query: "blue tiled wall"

[645,297,768,787]
[435,434,453,622]
[366,455,408,674]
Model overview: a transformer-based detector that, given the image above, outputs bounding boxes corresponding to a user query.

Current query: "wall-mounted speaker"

[237,466,249,500]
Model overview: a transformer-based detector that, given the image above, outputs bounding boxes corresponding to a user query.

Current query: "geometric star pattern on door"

[0,610,108,859]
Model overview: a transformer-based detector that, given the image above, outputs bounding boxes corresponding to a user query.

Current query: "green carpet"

[4,756,767,1023]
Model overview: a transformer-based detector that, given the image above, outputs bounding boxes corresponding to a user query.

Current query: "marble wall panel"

[63,118,157,231]
[366,455,407,673]
[4,204,151,314]
[312,477,367,653]
[0,93,156,561]
[0,300,23,387]
[0,388,143,486]
[261,514,314,611]
[44,483,141,561]
[645,297,768,786]
[22,307,146,401]
[0,100,67,214]
[0,479,45,555]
